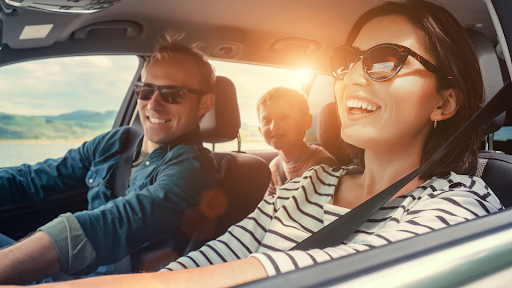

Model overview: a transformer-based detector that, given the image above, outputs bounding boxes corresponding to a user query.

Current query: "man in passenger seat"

[0,32,218,285]
[257,87,339,198]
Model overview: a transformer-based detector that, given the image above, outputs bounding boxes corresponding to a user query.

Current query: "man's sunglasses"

[329,43,450,82]
[133,82,207,104]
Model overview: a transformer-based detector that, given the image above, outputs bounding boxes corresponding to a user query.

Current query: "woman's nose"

[343,59,369,87]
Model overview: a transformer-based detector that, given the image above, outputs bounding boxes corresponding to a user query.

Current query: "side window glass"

[494,126,512,154]
[210,60,311,151]
[305,75,336,143]
[494,127,512,142]
[0,55,140,167]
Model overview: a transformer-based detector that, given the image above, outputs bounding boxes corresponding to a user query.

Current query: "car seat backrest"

[133,76,270,271]
[467,29,511,209]
[316,102,353,166]
[191,76,270,248]
[466,29,505,135]
[476,152,512,208]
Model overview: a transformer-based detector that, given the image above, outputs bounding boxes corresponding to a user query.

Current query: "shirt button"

[146,161,150,166]
[89,179,93,183]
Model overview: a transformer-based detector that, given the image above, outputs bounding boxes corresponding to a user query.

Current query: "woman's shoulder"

[408,172,503,211]
[273,164,356,201]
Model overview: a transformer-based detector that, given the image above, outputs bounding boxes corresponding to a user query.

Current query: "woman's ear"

[430,88,458,122]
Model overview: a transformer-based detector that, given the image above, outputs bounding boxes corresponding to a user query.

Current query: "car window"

[0,55,140,168]
[210,60,312,151]
[494,126,512,142]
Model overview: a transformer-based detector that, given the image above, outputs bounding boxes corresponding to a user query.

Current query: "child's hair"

[257,87,309,117]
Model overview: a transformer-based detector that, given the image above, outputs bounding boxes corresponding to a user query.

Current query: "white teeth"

[149,117,169,124]
[346,99,379,111]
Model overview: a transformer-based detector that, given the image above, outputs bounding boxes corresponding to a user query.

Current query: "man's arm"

[0,129,130,284]
[0,133,105,208]
[0,232,60,285]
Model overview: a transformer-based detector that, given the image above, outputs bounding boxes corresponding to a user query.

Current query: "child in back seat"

[257,87,339,198]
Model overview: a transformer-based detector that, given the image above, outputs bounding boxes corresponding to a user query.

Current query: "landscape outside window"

[0,55,140,167]
[0,57,328,167]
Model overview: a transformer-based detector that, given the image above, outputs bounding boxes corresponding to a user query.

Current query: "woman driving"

[26,0,503,287]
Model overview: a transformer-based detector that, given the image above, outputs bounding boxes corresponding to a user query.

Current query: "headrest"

[466,29,505,135]
[200,76,241,143]
[316,102,340,153]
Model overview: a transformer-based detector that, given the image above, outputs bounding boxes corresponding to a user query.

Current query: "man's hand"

[0,231,61,285]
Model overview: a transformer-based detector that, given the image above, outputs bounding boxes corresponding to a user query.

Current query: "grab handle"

[74,21,141,39]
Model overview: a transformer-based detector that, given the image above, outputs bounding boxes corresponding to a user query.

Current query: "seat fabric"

[182,76,270,253]
[133,76,270,271]
[316,102,353,166]
[477,152,512,209]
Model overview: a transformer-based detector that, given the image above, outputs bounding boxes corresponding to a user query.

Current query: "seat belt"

[291,80,512,251]
[114,125,144,198]
[276,156,288,185]
[110,125,143,273]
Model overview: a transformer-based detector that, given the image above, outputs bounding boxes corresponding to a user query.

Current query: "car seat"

[194,76,271,246]
[133,76,271,271]
[467,29,512,209]
[316,102,355,166]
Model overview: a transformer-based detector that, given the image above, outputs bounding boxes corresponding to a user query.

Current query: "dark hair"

[340,0,484,179]
[143,31,216,96]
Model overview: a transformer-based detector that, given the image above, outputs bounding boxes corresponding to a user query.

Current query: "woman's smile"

[345,96,381,120]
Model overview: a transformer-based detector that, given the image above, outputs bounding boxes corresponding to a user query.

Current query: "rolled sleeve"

[38,212,96,275]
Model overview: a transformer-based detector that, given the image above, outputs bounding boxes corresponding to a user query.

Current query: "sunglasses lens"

[365,46,401,80]
[162,88,186,104]
[330,47,357,80]
[135,85,154,101]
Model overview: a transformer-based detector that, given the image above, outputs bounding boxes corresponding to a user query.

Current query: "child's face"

[258,99,311,150]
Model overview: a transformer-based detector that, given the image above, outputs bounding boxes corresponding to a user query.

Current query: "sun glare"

[297,70,313,89]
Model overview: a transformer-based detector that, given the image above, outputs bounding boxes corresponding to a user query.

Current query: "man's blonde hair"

[142,31,216,96]
[257,87,310,117]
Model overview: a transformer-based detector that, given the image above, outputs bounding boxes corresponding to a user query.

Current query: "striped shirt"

[162,165,504,276]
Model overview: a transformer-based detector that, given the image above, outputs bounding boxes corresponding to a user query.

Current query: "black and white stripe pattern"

[162,165,504,276]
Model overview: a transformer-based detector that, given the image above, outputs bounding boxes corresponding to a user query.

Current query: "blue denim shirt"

[0,126,218,275]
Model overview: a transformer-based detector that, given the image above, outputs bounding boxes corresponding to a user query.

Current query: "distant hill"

[0,110,116,140]
[45,110,117,123]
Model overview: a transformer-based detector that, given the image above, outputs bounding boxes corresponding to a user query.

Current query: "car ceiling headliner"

[0,0,497,73]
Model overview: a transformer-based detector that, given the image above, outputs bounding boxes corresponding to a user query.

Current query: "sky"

[0,56,311,128]
[0,55,139,116]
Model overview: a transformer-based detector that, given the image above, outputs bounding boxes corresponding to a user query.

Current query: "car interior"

[1,0,512,286]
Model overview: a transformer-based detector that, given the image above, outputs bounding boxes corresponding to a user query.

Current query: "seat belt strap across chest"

[114,126,144,198]
[291,80,512,251]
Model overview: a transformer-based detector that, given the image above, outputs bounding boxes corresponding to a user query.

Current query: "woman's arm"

[31,258,267,288]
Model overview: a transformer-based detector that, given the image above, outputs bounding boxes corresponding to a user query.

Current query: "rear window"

[210,60,311,151]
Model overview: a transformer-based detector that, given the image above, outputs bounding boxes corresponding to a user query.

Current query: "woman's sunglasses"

[133,82,207,104]
[329,43,450,81]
